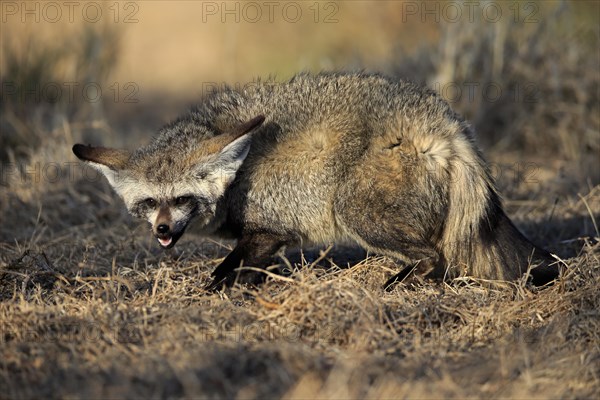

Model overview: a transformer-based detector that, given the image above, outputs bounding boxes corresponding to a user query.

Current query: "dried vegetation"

[1,2,598,398]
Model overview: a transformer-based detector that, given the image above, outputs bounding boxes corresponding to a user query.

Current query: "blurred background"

[0,0,598,242]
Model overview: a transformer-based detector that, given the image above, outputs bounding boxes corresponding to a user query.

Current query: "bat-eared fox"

[73,72,559,290]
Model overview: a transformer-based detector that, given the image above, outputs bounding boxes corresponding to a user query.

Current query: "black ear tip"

[247,115,265,131]
[249,115,266,131]
[72,144,87,159]
[234,115,267,136]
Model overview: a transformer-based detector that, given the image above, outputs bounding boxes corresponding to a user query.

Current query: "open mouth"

[155,228,185,249]
[157,237,173,247]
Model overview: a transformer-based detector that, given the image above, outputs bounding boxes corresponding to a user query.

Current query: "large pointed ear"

[72,144,131,187]
[209,115,265,182]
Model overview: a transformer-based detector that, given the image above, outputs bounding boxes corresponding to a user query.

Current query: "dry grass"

[1,1,599,399]
[0,187,599,398]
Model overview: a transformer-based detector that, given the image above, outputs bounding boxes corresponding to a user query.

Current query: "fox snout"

[152,206,182,249]
[154,222,174,248]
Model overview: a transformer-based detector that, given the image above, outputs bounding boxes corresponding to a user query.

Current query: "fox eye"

[175,196,192,205]
[143,198,157,208]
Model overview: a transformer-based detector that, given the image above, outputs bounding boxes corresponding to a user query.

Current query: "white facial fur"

[83,132,253,234]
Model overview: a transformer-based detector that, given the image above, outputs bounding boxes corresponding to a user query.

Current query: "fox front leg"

[205,232,292,291]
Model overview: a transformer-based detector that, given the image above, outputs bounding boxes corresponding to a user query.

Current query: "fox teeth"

[158,237,172,247]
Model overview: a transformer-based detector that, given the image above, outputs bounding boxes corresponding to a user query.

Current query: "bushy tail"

[439,131,558,285]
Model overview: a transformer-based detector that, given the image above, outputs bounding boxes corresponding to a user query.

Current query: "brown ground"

[1,157,598,398]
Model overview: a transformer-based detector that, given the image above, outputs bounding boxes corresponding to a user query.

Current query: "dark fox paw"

[383,264,417,291]
[204,272,235,292]
[383,259,435,291]
[205,269,268,292]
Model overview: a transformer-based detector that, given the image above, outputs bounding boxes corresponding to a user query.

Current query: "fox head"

[73,115,265,248]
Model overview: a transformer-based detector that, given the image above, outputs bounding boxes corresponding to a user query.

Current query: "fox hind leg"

[336,207,441,288]
[334,140,447,287]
